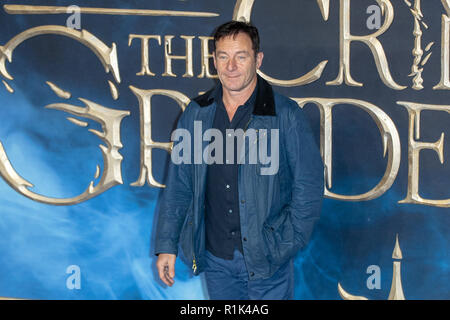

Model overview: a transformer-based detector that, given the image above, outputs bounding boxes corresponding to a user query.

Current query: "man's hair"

[213,21,260,55]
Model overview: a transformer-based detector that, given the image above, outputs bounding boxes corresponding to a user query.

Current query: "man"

[155,21,323,300]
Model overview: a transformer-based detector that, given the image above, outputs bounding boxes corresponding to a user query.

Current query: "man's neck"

[222,78,257,111]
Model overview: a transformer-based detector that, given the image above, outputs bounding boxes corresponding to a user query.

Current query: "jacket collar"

[193,75,276,116]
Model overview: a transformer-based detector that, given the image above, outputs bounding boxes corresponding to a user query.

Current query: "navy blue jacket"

[154,76,324,280]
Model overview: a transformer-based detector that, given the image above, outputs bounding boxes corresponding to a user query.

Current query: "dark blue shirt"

[205,85,257,260]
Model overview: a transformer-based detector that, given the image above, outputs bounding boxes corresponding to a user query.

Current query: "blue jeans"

[203,250,294,300]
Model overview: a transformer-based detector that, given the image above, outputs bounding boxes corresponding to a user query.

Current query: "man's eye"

[238,56,247,61]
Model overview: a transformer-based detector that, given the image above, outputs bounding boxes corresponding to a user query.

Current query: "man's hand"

[156,253,176,286]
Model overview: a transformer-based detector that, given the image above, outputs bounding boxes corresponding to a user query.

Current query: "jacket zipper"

[191,217,197,274]
[191,230,198,273]
[192,213,197,274]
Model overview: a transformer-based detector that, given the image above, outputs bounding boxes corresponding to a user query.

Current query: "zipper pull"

[192,258,197,273]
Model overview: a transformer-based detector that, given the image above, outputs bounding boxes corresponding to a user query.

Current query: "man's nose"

[226,58,237,71]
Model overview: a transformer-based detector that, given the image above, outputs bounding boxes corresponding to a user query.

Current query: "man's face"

[213,32,263,94]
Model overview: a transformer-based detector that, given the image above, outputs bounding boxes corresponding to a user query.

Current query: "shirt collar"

[193,75,276,116]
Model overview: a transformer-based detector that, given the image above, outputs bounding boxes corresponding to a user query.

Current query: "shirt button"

[250,272,255,277]
[241,199,245,204]
[228,209,233,214]
[226,184,230,189]
[243,237,247,242]
[231,231,236,236]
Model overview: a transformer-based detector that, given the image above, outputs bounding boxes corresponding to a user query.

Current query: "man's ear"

[256,51,264,69]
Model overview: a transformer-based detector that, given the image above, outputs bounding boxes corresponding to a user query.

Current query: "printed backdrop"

[0,0,448,299]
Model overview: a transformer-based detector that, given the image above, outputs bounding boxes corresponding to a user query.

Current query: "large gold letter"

[396,102,449,207]
[197,36,218,79]
[326,0,406,90]
[162,35,194,78]
[0,25,125,205]
[293,98,401,201]
[433,12,450,89]
[129,87,190,188]
[0,99,129,205]
[128,34,162,76]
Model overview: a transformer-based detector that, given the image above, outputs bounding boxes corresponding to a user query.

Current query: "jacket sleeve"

[154,107,194,256]
[278,100,324,255]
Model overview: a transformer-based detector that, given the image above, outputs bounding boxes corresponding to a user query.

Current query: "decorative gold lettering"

[294,97,401,201]
[107,80,119,100]
[162,35,194,78]
[388,234,405,300]
[405,0,433,90]
[197,36,217,79]
[396,101,449,207]
[0,25,126,204]
[326,0,406,90]
[0,99,129,205]
[46,81,71,99]
[232,0,255,22]
[129,87,190,188]
[66,116,88,127]
[338,234,406,300]
[232,0,329,87]
[316,0,330,21]
[128,34,162,76]
[2,80,14,93]
[433,7,450,89]
[4,4,219,18]
[0,25,120,83]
